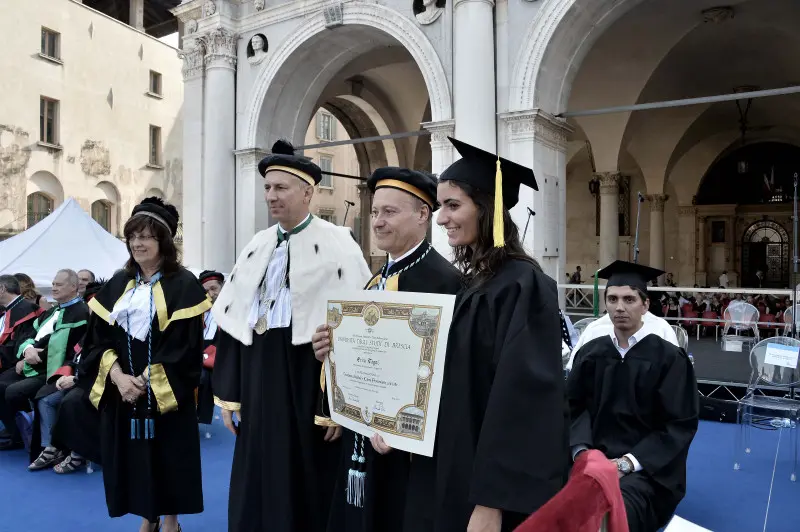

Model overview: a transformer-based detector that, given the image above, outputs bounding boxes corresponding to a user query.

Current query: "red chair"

[759,314,776,338]
[700,311,719,341]
[681,304,694,317]
[683,310,699,338]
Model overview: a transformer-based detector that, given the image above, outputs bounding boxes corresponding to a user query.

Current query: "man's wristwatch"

[616,457,634,475]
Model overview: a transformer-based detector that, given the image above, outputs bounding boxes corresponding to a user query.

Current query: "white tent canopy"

[0,197,129,288]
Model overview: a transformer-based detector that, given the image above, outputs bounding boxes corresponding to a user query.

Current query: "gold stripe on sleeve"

[89,350,118,409]
[145,363,179,414]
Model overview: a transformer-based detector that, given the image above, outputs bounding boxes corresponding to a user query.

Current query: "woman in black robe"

[80,198,211,532]
[430,138,569,532]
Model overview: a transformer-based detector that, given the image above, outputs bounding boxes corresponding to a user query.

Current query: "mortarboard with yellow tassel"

[439,137,539,248]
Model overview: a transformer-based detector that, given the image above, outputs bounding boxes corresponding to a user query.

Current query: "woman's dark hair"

[446,180,540,286]
[123,215,180,277]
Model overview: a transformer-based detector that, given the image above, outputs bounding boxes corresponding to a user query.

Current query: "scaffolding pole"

[296,130,431,151]
[558,85,800,118]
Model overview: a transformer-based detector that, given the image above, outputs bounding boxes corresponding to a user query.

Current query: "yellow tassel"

[493,157,505,247]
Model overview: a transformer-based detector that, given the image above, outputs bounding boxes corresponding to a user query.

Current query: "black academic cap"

[439,137,538,207]
[367,167,439,209]
[598,260,664,294]
[199,270,224,285]
[258,140,323,186]
[439,137,538,247]
[131,197,180,237]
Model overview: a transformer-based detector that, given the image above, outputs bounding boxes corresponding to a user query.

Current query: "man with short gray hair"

[0,270,89,452]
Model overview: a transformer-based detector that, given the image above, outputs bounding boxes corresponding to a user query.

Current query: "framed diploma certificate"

[324,289,455,456]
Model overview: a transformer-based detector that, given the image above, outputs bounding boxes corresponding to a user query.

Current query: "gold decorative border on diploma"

[327,300,443,441]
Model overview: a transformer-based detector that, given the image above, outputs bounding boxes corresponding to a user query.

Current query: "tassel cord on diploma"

[347,434,367,507]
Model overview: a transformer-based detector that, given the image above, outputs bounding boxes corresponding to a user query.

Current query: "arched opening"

[741,220,789,288]
[145,187,165,199]
[696,142,800,205]
[244,7,449,269]
[27,170,64,204]
[531,0,800,286]
[91,200,111,232]
[93,181,121,236]
[27,192,53,228]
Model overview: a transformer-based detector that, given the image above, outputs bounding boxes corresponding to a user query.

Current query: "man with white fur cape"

[211,140,372,532]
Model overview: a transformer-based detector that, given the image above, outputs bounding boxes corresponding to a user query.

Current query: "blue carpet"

[0,417,797,531]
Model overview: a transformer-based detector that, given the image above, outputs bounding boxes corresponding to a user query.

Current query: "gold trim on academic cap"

[375,179,435,208]
[266,165,316,186]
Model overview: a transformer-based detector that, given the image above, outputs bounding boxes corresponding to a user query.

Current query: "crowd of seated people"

[648,274,795,338]
[0,267,222,474]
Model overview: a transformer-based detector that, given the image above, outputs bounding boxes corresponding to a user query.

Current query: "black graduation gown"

[433,259,569,532]
[566,334,699,532]
[47,338,103,463]
[213,297,344,529]
[327,242,463,532]
[197,314,218,425]
[0,297,42,372]
[79,269,211,521]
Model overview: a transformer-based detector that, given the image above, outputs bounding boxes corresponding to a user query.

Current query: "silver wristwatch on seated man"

[573,446,638,475]
[614,456,634,475]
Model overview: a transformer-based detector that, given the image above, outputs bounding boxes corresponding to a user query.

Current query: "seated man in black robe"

[0,274,43,443]
[313,167,463,532]
[567,260,699,532]
[44,279,106,473]
[197,270,223,425]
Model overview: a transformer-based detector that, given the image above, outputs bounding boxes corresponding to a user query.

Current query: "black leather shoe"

[0,439,23,451]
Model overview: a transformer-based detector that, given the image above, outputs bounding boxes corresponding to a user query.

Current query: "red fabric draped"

[514,450,629,532]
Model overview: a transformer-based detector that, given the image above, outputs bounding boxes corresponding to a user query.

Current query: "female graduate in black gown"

[432,138,568,532]
[80,198,211,532]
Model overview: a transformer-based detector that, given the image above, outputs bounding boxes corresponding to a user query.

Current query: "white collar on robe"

[109,284,154,342]
[388,239,425,263]
[566,311,679,370]
[204,311,217,340]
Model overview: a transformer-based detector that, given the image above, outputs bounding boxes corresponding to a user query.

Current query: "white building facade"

[0,0,184,240]
[173,0,800,293]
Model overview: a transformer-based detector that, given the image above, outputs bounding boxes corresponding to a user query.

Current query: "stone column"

[201,28,237,271]
[677,206,697,286]
[453,0,496,152]
[647,194,668,273]
[725,215,735,276]
[697,216,707,286]
[356,183,372,266]
[423,120,456,263]
[234,148,267,257]
[598,172,621,269]
[129,0,144,30]
[499,110,572,307]
[422,119,455,176]
[178,39,205,270]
